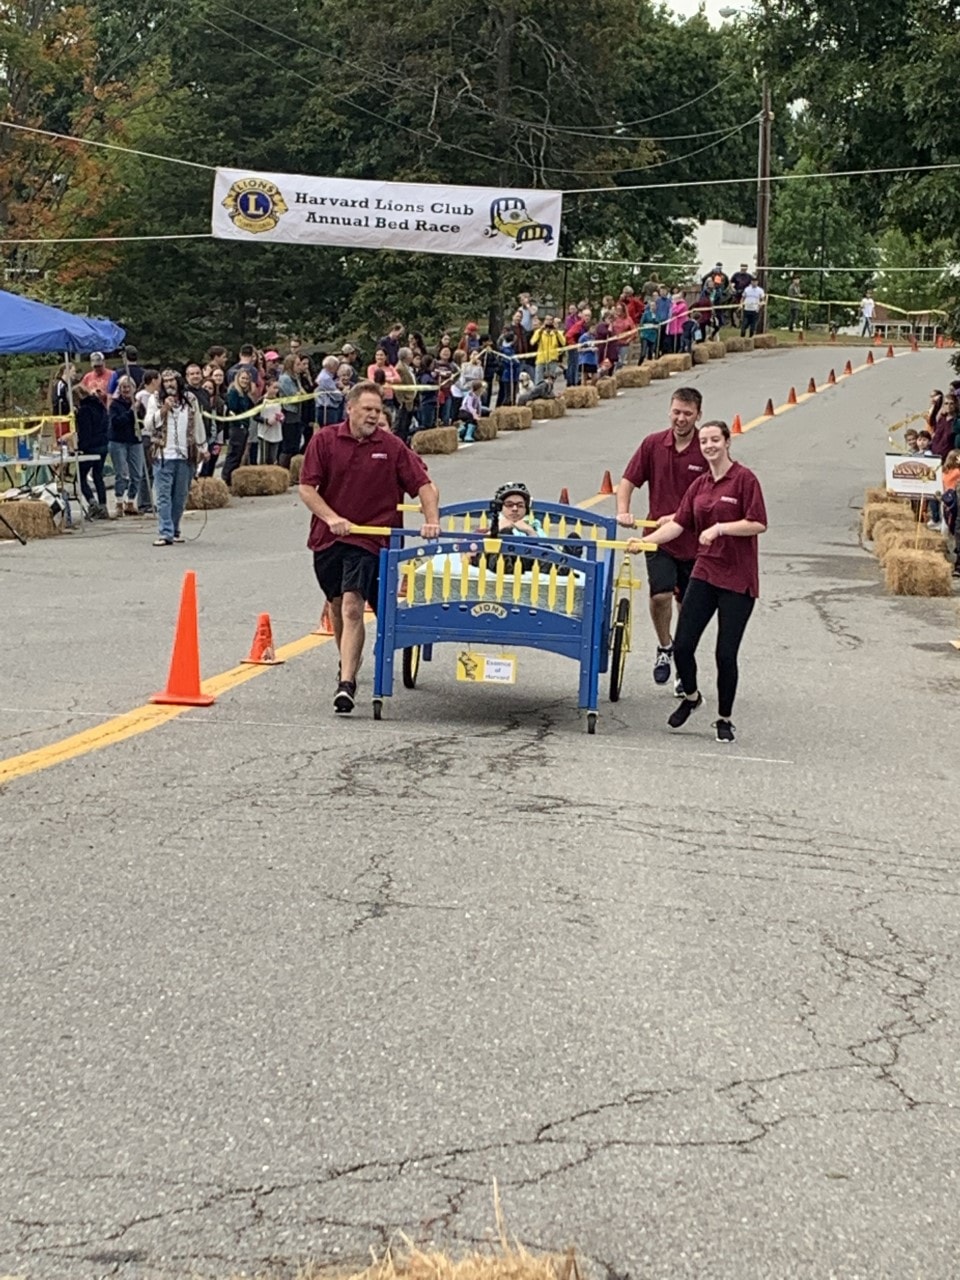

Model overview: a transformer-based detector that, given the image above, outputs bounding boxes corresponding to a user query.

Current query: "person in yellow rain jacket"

[529,315,564,385]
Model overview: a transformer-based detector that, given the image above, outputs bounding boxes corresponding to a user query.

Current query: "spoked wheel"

[373,699,383,721]
[402,645,421,689]
[608,597,630,703]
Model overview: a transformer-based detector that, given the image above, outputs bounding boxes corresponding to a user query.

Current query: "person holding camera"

[529,314,564,385]
[143,369,208,546]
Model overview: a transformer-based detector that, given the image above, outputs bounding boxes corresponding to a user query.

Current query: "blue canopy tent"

[0,289,124,355]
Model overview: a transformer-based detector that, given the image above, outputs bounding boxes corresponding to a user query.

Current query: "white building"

[689,219,757,280]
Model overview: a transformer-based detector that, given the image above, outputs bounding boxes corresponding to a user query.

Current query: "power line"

[210,2,743,145]
[566,160,960,195]
[0,120,213,170]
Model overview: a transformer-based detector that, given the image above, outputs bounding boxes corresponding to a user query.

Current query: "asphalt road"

[2,346,958,1280]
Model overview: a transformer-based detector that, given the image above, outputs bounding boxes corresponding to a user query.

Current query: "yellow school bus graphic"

[484,197,554,250]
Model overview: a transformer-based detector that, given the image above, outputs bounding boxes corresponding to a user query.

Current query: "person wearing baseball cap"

[81,351,112,402]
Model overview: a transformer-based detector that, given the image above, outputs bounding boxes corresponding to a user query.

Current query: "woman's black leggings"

[673,577,755,719]
[78,451,107,505]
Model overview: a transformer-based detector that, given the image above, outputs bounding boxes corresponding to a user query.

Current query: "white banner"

[211,168,562,262]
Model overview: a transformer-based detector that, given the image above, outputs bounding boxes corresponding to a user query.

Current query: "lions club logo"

[222,178,288,234]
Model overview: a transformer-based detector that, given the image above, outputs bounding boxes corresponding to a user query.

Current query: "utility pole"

[755,78,772,332]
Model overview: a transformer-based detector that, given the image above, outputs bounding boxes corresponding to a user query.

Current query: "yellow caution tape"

[766,293,947,318]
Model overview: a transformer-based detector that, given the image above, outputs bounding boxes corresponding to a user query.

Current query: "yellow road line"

[0,632,333,788]
[739,355,895,433]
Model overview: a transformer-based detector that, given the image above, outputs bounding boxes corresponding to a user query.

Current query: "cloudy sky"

[668,0,731,23]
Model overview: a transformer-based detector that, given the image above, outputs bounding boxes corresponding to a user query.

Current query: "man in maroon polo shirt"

[298,381,440,714]
[616,386,707,690]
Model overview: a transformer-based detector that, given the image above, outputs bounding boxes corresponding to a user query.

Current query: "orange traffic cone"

[873,332,882,345]
[150,571,215,707]
[936,335,945,349]
[559,487,570,505]
[241,612,284,665]
[807,377,818,395]
[312,602,335,636]
[787,386,798,405]
[763,398,775,417]
[887,345,895,358]
[910,334,919,352]
[866,351,874,365]
[843,360,853,376]
[600,469,614,495]
[731,414,742,435]
[830,331,837,343]
[827,369,837,385]
[797,329,805,343]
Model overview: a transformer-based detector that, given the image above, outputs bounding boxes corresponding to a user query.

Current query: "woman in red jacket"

[628,419,767,743]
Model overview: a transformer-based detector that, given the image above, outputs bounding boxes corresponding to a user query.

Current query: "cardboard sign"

[884,453,942,496]
[456,652,517,684]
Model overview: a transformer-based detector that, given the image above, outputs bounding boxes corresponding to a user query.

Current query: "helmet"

[492,482,531,513]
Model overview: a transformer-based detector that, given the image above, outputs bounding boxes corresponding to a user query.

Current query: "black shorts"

[313,543,379,611]
[645,548,694,600]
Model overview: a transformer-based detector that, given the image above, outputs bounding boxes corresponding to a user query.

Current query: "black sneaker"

[653,645,673,684]
[333,680,356,714]
[715,719,735,743]
[667,692,702,729]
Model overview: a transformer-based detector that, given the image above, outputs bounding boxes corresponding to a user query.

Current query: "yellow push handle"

[348,524,656,551]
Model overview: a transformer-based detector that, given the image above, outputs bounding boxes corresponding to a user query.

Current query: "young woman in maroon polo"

[628,420,767,743]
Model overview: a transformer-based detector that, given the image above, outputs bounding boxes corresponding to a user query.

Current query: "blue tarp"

[0,289,125,355]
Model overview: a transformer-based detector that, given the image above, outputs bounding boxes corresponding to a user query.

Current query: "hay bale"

[499,406,533,430]
[862,500,915,540]
[742,337,755,352]
[230,465,292,496]
[596,376,618,399]
[528,398,566,420]
[186,477,231,510]
[289,453,305,484]
[875,523,945,564]
[659,352,693,373]
[411,426,459,454]
[646,360,671,381]
[884,547,953,596]
[614,365,652,389]
[474,417,499,440]
[562,385,600,409]
[724,337,746,353]
[754,334,779,349]
[704,340,726,359]
[0,499,58,539]
[692,345,710,365]
[865,486,905,507]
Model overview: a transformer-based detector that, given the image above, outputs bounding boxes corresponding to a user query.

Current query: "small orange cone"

[600,469,614,495]
[873,332,882,345]
[910,334,919,352]
[830,331,837,343]
[827,369,837,385]
[887,345,895,358]
[559,487,570,505]
[731,414,742,435]
[312,602,335,636]
[843,360,853,376]
[763,398,775,417]
[807,377,818,395]
[242,612,284,665]
[150,571,215,707]
[797,329,805,343]
[936,335,945,349]
[866,351,874,365]
[787,386,798,405]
